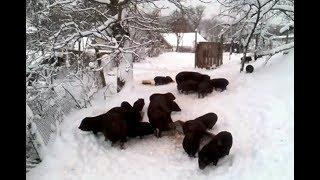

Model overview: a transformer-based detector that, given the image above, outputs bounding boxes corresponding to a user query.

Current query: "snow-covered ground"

[27,50,294,180]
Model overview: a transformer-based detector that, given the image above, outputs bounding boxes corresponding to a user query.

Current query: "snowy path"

[27,51,294,180]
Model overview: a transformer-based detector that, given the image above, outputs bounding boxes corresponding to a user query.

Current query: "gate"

[195,42,223,69]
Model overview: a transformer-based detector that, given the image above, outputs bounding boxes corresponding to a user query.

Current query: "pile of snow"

[162,33,207,48]
[27,50,293,180]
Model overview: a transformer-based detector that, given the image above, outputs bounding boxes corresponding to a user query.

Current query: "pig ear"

[170,101,181,111]
[217,139,223,146]
[166,93,176,101]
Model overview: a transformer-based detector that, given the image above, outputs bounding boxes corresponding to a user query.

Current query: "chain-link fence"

[26,64,103,172]
[26,44,136,173]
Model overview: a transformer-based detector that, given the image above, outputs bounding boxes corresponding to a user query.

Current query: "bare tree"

[187,5,206,31]
[215,0,294,71]
[198,18,224,41]
[27,0,167,93]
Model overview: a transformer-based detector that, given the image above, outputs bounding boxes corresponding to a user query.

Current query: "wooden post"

[78,39,81,52]
[117,39,133,93]
[229,41,233,61]
[95,48,106,87]
[253,34,259,60]
[219,35,224,66]
[229,25,233,61]
[194,29,197,68]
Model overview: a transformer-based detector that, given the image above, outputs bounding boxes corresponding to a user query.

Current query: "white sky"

[153,0,221,19]
[153,0,291,25]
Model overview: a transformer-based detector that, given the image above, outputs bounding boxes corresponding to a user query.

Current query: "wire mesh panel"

[28,89,79,145]
[26,69,103,173]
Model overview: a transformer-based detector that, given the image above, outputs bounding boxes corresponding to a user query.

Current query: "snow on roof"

[161,33,207,48]
[271,34,294,40]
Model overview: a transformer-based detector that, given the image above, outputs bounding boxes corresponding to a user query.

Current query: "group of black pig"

[176,71,229,98]
[78,98,152,149]
[175,113,232,169]
[78,71,232,170]
[79,92,181,146]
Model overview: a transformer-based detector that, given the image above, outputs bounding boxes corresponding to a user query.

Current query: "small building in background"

[160,32,207,52]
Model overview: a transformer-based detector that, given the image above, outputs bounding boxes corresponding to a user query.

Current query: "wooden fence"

[195,42,223,69]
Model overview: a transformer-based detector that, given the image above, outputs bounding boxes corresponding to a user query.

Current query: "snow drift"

[27,50,294,180]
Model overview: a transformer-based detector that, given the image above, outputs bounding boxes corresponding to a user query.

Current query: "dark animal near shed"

[210,78,229,92]
[177,80,199,94]
[246,65,254,73]
[175,71,210,85]
[241,56,252,63]
[197,80,214,98]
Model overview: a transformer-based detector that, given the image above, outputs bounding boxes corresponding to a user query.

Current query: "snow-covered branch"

[258,42,294,56]
[272,4,294,13]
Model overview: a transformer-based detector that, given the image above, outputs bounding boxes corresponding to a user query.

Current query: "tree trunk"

[240,7,261,72]
[230,40,234,55]
[194,30,197,68]
[98,61,107,87]
[95,48,106,87]
[194,30,197,52]
[176,33,180,52]
[219,35,224,66]
[253,34,259,61]
[285,30,289,44]
[78,39,81,52]
[117,39,133,92]
[229,24,234,60]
